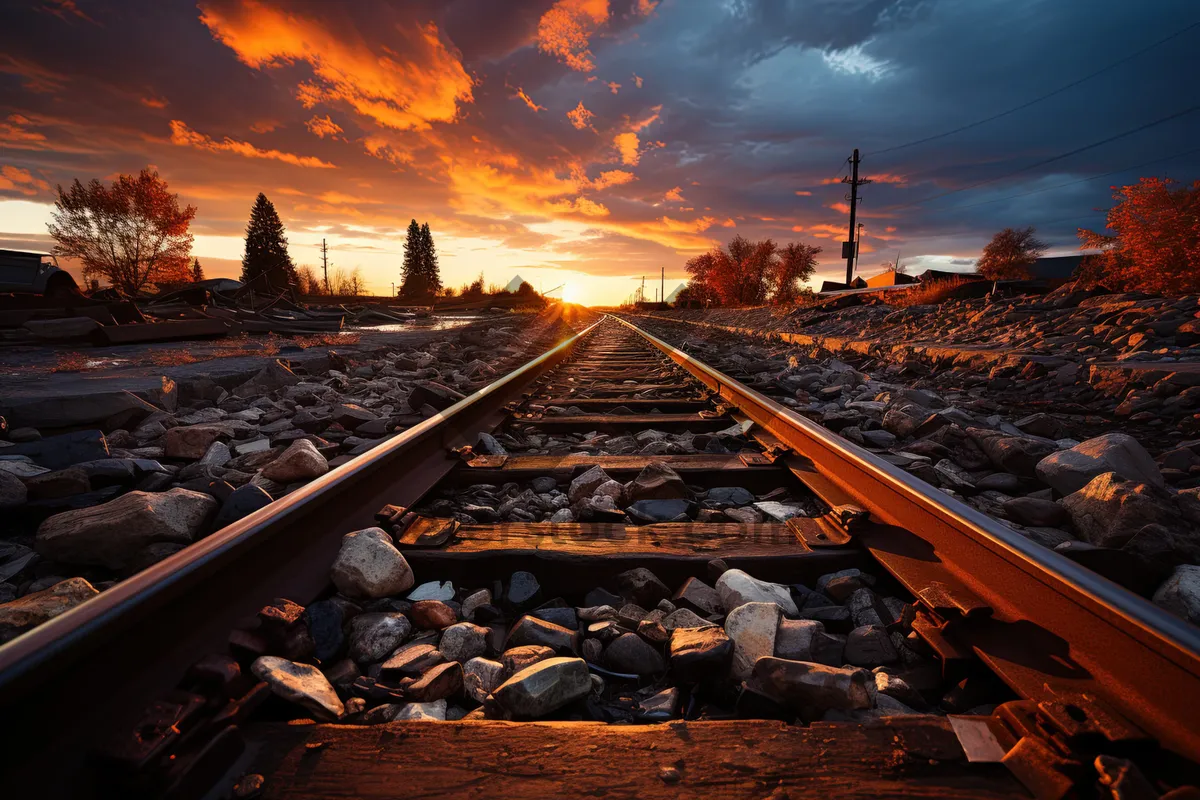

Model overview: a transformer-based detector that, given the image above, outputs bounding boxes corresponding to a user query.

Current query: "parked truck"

[0,249,80,296]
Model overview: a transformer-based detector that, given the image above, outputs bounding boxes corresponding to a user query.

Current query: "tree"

[400,219,427,297]
[770,242,821,304]
[191,257,204,282]
[295,265,321,295]
[241,193,295,291]
[419,222,442,294]
[977,226,1047,280]
[1077,178,1200,294]
[461,272,485,298]
[48,167,195,295]
[684,236,776,306]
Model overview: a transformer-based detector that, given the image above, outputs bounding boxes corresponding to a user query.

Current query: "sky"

[1,0,1198,305]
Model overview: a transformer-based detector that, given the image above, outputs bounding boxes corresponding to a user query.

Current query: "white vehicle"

[0,249,79,296]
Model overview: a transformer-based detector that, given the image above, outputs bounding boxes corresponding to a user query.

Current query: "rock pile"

[418,460,819,524]
[634,317,1200,626]
[238,531,980,725]
[0,315,578,633]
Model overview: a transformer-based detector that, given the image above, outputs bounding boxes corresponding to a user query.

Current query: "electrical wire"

[866,20,1200,157]
[944,144,1200,213]
[882,103,1200,213]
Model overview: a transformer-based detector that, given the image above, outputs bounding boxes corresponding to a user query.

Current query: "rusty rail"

[0,318,603,796]
[613,313,1200,765]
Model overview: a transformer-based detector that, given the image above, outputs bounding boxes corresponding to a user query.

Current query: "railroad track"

[2,315,1199,799]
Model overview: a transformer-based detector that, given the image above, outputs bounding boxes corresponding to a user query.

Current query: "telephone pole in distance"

[841,149,872,285]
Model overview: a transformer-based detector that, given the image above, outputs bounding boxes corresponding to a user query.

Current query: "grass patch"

[889,276,977,307]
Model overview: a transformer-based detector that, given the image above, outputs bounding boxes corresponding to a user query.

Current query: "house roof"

[1030,255,1085,280]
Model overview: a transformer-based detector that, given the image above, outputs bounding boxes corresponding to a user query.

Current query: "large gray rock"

[1062,473,1181,549]
[752,657,874,712]
[568,465,611,503]
[490,656,592,719]
[262,439,329,482]
[0,470,27,509]
[35,488,216,569]
[725,601,781,680]
[0,392,155,430]
[1153,565,1200,624]
[463,657,505,703]
[232,360,301,398]
[716,569,799,616]
[439,622,489,662]
[251,656,344,720]
[0,577,98,643]
[1037,433,1164,495]
[164,424,234,460]
[625,462,689,502]
[506,615,578,653]
[347,612,412,662]
[668,626,733,682]
[3,430,109,470]
[329,527,414,599]
[603,632,665,675]
[774,618,824,661]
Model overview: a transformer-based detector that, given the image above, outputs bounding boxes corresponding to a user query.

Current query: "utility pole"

[320,239,331,296]
[660,266,664,308]
[841,149,872,285]
[641,275,645,305]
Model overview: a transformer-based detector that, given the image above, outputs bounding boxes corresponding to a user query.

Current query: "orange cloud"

[628,104,662,132]
[632,73,643,88]
[169,120,337,168]
[873,173,908,185]
[515,87,545,113]
[567,101,596,131]
[614,131,639,165]
[536,0,609,72]
[0,53,65,93]
[249,120,279,134]
[607,81,621,94]
[0,165,51,196]
[305,114,343,138]
[829,201,850,214]
[885,226,898,233]
[806,223,844,239]
[720,218,736,228]
[589,169,636,190]
[40,0,97,24]
[664,186,684,201]
[820,177,842,185]
[795,190,812,196]
[0,114,49,148]
[198,1,473,131]
[634,0,658,15]
[140,96,168,109]
[547,196,610,216]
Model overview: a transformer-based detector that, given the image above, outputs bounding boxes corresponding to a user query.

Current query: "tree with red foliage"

[48,168,195,295]
[1077,178,1200,294]
[771,242,821,304]
[977,226,1047,280]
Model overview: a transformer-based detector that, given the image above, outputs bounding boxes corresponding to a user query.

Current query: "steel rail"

[0,317,603,796]
[613,314,1200,762]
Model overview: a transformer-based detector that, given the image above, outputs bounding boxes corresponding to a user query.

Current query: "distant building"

[664,283,686,304]
[864,268,918,288]
[914,268,979,283]
[504,275,526,293]
[819,277,867,292]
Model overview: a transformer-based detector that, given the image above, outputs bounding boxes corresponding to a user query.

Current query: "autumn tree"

[771,242,821,304]
[47,168,195,295]
[1077,178,1200,294]
[191,257,204,282]
[241,193,295,291]
[977,226,1047,280]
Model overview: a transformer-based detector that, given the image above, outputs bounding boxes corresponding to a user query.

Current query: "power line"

[866,19,1200,157]
[945,144,1200,213]
[883,103,1200,213]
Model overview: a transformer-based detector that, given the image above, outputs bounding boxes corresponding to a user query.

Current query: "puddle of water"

[347,315,485,334]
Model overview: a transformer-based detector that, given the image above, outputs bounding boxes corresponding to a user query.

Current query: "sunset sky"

[1,0,1197,304]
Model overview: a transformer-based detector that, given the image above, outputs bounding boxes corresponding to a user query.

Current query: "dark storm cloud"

[1,0,1197,294]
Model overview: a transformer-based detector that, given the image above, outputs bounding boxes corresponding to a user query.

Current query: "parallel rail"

[0,314,1196,797]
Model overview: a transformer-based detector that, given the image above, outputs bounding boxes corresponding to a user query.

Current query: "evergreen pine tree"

[191,257,204,282]
[241,193,296,291]
[419,222,441,294]
[400,218,426,297]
